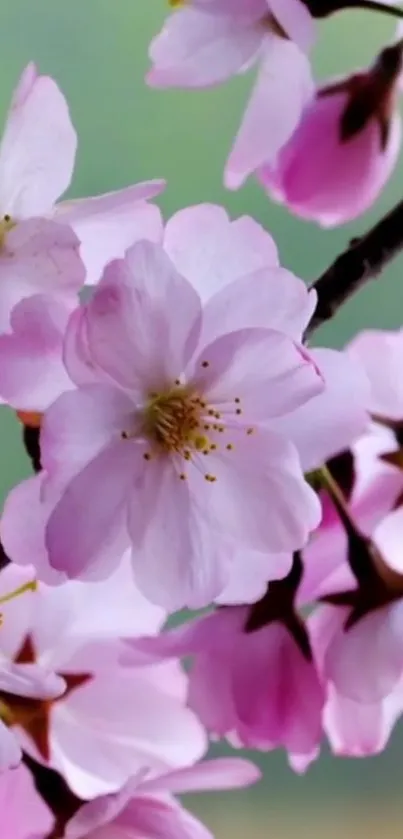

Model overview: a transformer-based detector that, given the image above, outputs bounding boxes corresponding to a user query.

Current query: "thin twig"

[306,197,403,337]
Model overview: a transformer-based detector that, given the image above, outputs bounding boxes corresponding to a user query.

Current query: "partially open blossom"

[66,758,260,839]
[148,1,314,188]
[0,62,164,288]
[0,763,54,837]
[0,563,206,797]
[125,558,325,772]
[259,39,403,226]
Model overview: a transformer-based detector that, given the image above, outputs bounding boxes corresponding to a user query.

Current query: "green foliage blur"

[0,2,402,833]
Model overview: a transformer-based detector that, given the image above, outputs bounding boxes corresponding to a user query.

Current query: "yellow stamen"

[0,580,37,607]
[0,214,15,249]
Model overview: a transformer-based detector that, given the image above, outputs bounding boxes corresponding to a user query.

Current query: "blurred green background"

[0,1,403,836]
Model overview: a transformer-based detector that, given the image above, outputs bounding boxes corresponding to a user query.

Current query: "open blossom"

[0,562,206,797]
[0,764,54,837]
[124,604,324,773]
[25,237,325,609]
[66,759,260,839]
[148,1,314,188]
[0,62,164,288]
[259,39,403,226]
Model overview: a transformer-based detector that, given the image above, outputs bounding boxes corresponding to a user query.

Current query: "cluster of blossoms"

[2,1,403,836]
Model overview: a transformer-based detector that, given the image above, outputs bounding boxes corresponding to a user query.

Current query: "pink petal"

[0,218,85,332]
[84,241,202,393]
[324,683,403,758]
[0,661,65,700]
[195,428,321,553]
[41,383,135,485]
[56,183,165,285]
[0,725,21,771]
[191,328,323,419]
[147,8,262,88]
[268,0,316,51]
[325,603,403,702]
[129,458,229,610]
[0,65,76,217]
[217,549,292,605]
[268,348,370,472]
[0,763,53,833]
[120,797,214,839]
[52,666,206,798]
[1,475,67,586]
[374,506,403,575]
[45,440,135,580]
[0,294,73,411]
[200,266,316,347]
[164,204,278,302]
[142,758,260,795]
[225,35,313,188]
[348,328,403,420]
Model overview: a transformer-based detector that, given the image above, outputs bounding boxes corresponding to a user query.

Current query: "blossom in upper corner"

[0,62,164,286]
[0,764,54,838]
[147,1,315,188]
[0,561,206,797]
[259,38,403,226]
[34,238,324,609]
[65,758,260,839]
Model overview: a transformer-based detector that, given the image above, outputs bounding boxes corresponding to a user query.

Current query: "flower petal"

[84,241,202,393]
[225,36,313,189]
[0,64,76,217]
[147,8,262,88]
[56,183,165,285]
[164,204,278,302]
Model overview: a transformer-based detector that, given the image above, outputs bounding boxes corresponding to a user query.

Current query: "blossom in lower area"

[0,763,54,837]
[0,562,206,797]
[259,39,403,226]
[33,237,325,609]
[65,758,260,839]
[147,1,314,188]
[124,568,325,773]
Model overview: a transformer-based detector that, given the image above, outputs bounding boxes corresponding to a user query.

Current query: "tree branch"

[306,197,403,338]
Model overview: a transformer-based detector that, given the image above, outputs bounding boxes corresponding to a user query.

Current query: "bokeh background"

[0,1,402,836]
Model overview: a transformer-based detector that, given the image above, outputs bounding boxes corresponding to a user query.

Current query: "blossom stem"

[306,197,403,337]
[306,0,403,19]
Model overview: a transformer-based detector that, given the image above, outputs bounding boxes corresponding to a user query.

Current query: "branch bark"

[306,197,403,338]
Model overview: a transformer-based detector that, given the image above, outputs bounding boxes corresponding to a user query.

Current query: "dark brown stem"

[306,0,403,19]
[306,197,403,337]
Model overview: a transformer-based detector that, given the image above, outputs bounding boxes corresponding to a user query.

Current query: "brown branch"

[306,197,403,338]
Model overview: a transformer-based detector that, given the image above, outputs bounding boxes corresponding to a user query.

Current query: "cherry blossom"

[0,62,164,288]
[66,758,260,839]
[148,1,314,188]
[30,238,325,609]
[0,562,206,797]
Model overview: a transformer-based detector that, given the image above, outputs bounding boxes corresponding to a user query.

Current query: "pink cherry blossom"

[259,40,403,226]
[0,563,206,797]
[0,763,53,837]
[33,239,323,609]
[124,604,325,773]
[0,62,164,287]
[147,2,314,188]
[66,758,260,839]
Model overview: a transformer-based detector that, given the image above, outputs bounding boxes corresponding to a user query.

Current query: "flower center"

[0,214,15,249]
[142,385,210,455]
